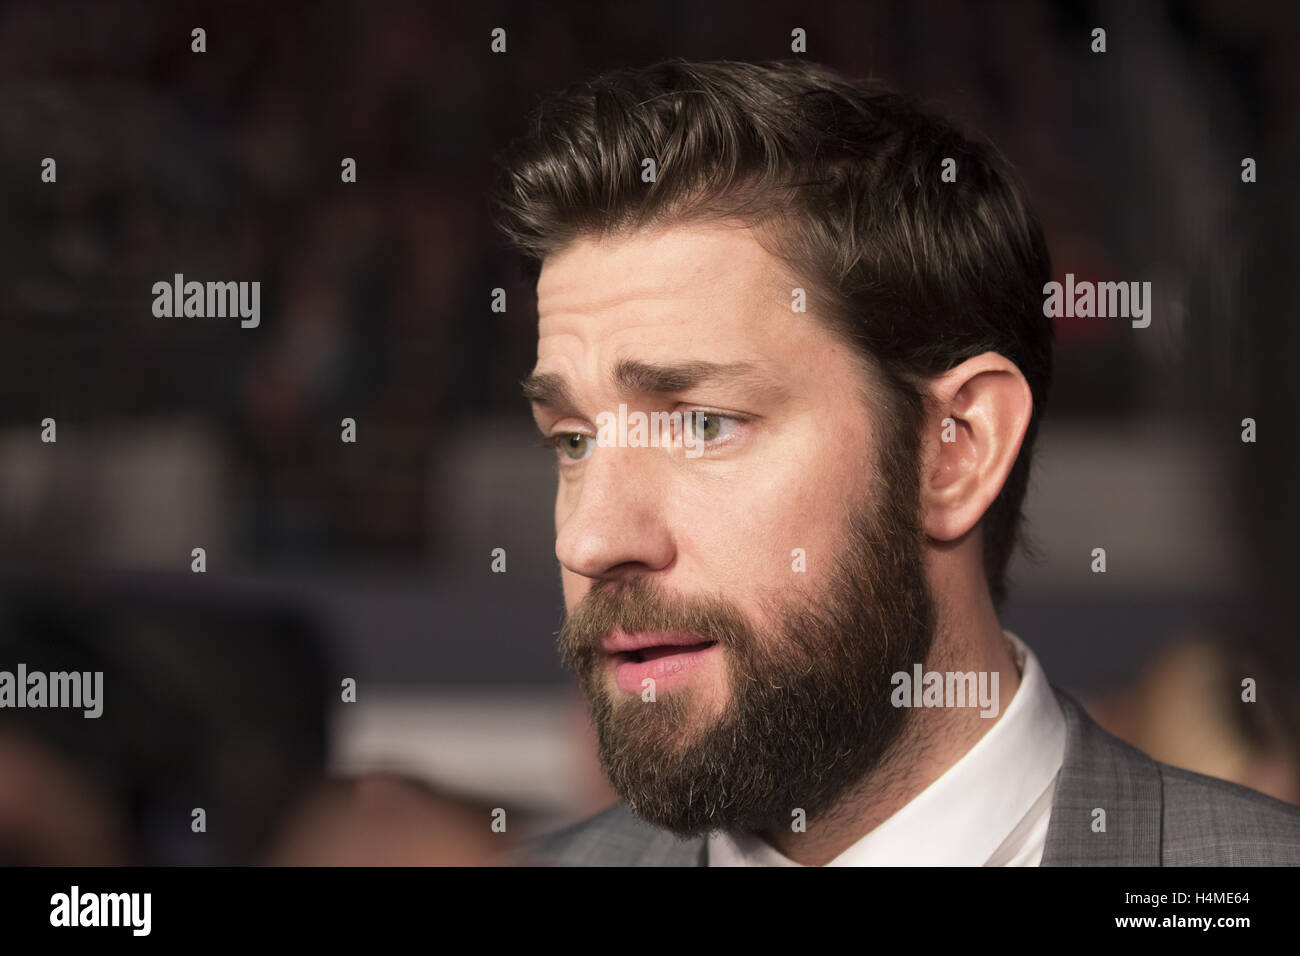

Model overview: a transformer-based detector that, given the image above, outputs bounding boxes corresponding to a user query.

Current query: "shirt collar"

[708,629,1066,866]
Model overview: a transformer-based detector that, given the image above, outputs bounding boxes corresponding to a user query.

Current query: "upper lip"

[601,630,718,654]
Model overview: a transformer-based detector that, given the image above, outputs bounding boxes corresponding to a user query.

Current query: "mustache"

[556,578,754,664]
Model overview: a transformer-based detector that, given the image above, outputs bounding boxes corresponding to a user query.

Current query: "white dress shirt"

[707,629,1066,866]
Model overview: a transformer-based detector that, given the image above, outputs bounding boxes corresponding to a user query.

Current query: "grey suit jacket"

[508,686,1300,865]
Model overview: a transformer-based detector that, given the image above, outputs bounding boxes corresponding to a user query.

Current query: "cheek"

[560,569,585,612]
[674,464,853,594]
[554,493,581,609]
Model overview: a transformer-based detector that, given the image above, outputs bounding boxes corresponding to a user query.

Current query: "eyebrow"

[521,360,771,412]
[520,371,574,410]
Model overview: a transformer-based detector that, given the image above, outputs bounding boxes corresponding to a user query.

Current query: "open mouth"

[614,640,718,664]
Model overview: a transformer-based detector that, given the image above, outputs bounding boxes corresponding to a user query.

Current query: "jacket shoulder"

[1157,763,1300,865]
[1044,685,1300,866]
[503,803,705,866]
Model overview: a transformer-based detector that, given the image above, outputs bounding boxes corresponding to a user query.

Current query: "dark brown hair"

[491,57,1054,607]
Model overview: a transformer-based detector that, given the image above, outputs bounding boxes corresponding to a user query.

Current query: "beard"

[556,432,937,838]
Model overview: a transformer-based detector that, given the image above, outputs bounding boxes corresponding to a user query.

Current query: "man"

[489,58,1300,865]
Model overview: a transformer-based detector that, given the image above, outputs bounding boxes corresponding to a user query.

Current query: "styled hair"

[490,57,1054,607]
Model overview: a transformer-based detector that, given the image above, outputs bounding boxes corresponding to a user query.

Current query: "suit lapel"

[629,827,708,866]
[1040,685,1163,865]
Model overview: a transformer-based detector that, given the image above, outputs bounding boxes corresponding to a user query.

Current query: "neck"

[758,578,1020,866]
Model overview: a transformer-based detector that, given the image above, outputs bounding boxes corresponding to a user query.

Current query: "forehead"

[530,221,880,437]
[535,221,801,360]
[539,221,781,305]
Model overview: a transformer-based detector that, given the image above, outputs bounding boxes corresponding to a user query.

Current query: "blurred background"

[0,0,1297,864]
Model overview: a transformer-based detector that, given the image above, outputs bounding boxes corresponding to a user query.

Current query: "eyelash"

[536,410,749,462]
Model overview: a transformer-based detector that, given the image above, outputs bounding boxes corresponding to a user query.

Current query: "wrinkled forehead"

[528,223,889,424]
[535,222,799,359]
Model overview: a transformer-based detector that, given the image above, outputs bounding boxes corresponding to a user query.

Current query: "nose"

[554,444,676,582]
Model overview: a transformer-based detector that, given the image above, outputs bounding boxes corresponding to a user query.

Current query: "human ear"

[919,353,1033,542]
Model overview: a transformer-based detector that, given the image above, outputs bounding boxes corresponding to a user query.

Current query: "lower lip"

[611,644,720,695]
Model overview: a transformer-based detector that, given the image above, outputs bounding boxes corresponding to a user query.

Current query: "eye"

[551,432,594,461]
[687,411,741,443]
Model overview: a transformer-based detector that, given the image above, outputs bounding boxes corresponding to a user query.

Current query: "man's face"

[529,221,935,835]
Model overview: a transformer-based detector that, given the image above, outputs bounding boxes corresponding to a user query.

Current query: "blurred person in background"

[265,772,500,866]
[1096,638,1300,807]
[0,579,330,865]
